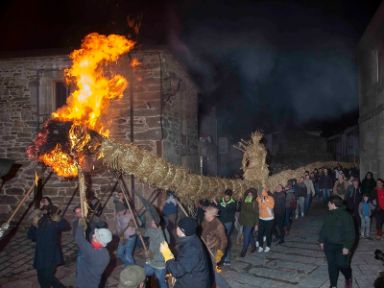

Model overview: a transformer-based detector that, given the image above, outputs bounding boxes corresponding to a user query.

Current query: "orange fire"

[39,33,135,177]
[39,144,78,177]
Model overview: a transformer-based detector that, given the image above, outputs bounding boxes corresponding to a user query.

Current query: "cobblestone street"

[0,200,382,287]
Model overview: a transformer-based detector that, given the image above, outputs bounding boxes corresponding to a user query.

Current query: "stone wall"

[358,1,384,179]
[0,48,198,226]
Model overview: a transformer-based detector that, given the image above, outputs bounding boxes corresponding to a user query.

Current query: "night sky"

[0,0,381,138]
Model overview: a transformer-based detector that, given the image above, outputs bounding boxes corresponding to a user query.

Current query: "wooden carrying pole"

[78,168,88,225]
[117,175,148,253]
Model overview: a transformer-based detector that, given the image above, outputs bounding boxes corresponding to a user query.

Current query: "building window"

[54,81,69,109]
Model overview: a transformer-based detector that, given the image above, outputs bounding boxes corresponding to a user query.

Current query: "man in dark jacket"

[345,179,362,229]
[319,195,355,288]
[75,220,112,288]
[318,168,334,204]
[273,184,286,244]
[217,189,236,265]
[160,217,211,288]
[27,207,70,288]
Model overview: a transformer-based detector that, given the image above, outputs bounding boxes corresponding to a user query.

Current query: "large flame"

[52,33,135,136]
[37,33,135,177]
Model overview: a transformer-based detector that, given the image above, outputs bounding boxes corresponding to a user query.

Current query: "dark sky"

[0,0,381,138]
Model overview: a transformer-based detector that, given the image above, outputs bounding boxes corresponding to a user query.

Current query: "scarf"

[91,240,104,249]
[244,196,253,204]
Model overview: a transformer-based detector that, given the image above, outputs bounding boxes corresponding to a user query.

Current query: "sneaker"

[240,249,246,257]
[255,241,259,248]
[258,247,263,253]
[264,247,270,253]
[263,236,266,242]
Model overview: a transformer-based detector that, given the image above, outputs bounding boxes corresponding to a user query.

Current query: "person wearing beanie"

[160,217,211,288]
[118,265,146,288]
[75,219,112,288]
[256,188,275,253]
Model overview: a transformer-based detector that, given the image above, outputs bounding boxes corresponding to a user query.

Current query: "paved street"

[0,200,382,287]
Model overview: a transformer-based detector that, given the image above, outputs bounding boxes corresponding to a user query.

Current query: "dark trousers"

[37,266,65,288]
[375,209,384,235]
[273,214,285,241]
[324,243,352,287]
[242,225,255,251]
[258,219,274,247]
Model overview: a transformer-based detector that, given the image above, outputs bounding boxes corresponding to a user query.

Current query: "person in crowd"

[273,184,286,244]
[358,193,375,239]
[75,218,112,288]
[345,178,362,229]
[162,191,179,245]
[201,206,227,267]
[257,188,275,253]
[113,191,128,213]
[311,170,319,197]
[304,172,316,215]
[361,172,376,201]
[284,179,297,235]
[238,188,259,257]
[28,205,70,288]
[160,217,211,288]
[217,189,237,265]
[118,265,146,288]
[295,177,307,218]
[374,179,384,240]
[335,165,344,181]
[142,216,170,288]
[319,195,355,288]
[333,174,349,199]
[116,206,138,266]
[87,193,108,241]
[196,199,209,225]
[234,200,243,245]
[318,168,334,205]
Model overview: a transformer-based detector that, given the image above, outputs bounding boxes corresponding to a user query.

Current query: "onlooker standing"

[374,179,384,240]
[345,179,362,229]
[238,188,259,257]
[295,177,307,218]
[304,172,316,215]
[28,206,70,288]
[361,172,376,201]
[116,208,138,266]
[160,217,211,288]
[318,168,334,204]
[257,189,275,253]
[273,184,286,244]
[217,189,237,265]
[75,220,112,288]
[358,194,375,238]
[285,180,297,234]
[333,174,349,199]
[319,195,355,288]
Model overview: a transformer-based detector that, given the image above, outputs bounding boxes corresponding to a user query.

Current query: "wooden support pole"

[78,167,88,227]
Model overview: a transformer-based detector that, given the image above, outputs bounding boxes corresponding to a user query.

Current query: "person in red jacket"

[374,179,384,239]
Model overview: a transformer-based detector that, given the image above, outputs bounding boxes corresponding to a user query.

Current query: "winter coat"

[285,189,297,209]
[319,207,355,249]
[345,186,362,214]
[145,227,170,269]
[201,218,228,253]
[257,194,275,220]
[166,235,211,288]
[218,198,237,223]
[318,174,333,190]
[239,199,259,227]
[358,201,375,217]
[27,215,70,269]
[75,222,110,288]
[296,183,307,198]
[333,181,349,199]
[376,188,384,210]
[361,178,376,200]
[273,192,286,216]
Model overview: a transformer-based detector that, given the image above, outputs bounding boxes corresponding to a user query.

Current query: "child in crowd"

[358,194,375,238]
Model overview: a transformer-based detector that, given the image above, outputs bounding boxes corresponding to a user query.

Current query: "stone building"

[327,125,359,163]
[358,1,384,179]
[0,48,198,223]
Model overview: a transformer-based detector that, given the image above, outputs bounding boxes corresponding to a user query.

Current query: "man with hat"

[160,217,211,288]
[75,219,112,288]
[118,265,146,288]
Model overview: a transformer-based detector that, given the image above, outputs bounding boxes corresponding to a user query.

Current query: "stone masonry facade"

[0,48,198,226]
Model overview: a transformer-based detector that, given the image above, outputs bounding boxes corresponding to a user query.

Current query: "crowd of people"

[26,165,384,288]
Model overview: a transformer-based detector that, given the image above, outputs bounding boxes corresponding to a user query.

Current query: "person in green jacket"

[238,188,259,257]
[319,195,355,288]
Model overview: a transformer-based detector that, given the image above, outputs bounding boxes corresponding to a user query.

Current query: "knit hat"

[118,265,146,288]
[204,206,219,217]
[178,217,197,236]
[94,228,112,247]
